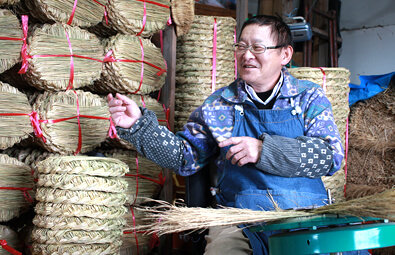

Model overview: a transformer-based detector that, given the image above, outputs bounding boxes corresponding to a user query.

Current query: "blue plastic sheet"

[349,71,395,106]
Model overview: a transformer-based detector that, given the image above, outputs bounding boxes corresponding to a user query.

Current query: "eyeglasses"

[233,43,285,54]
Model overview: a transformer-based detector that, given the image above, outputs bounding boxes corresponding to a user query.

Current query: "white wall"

[338,0,395,84]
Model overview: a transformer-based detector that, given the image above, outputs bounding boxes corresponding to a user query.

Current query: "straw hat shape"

[0,154,34,222]
[95,34,167,94]
[0,10,24,74]
[288,67,351,202]
[106,0,171,36]
[0,81,33,150]
[25,0,106,27]
[32,90,111,154]
[23,23,103,91]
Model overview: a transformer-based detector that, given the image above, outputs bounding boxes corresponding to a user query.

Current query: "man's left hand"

[219,137,263,167]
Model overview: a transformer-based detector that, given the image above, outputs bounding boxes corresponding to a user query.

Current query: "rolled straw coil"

[0,81,33,150]
[288,67,351,202]
[31,227,123,244]
[25,0,106,27]
[36,156,129,177]
[0,154,34,222]
[32,90,111,154]
[24,23,103,91]
[96,34,166,94]
[0,10,24,74]
[31,241,122,255]
[33,214,126,231]
[106,0,171,36]
[0,224,22,253]
[35,202,128,219]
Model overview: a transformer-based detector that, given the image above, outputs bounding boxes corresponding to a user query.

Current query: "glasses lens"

[251,44,266,53]
[233,43,247,52]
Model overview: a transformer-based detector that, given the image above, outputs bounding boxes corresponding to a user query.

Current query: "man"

[108,15,354,255]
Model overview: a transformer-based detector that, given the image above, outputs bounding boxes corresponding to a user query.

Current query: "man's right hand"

[107,93,142,129]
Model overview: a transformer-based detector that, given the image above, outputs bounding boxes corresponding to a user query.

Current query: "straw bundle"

[0,81,33,150]
[175,15,237,131]
[0,224,22,254]
[36,156,129,177]
[93,34,167,94]
[0,154,34,222]
[25,0,106,27]
[24,23,103,91]
[345,183,387,200]
[0,10,23,74]
[32,90,111,154]
[124,176,161,205]
[134,189,395,235]
[288,67,351,202]
[106,0,171,36]
[0,0,19,6]
[171,0,195,36]
[34,202,128,219]
[31,227,123,244]
[31,241,123,255]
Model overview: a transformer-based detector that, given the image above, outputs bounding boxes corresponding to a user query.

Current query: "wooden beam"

[195,3,236,18]
[236,0,248,39]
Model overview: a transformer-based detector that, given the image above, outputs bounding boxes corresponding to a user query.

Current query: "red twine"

[0,187,33,203]
[0,240,22,255]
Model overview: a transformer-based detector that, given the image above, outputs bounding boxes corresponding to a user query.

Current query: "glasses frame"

[233,43,285,54]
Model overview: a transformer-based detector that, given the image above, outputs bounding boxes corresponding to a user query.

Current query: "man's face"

[236,24,291,92]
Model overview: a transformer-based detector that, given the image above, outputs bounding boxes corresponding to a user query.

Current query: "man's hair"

[240,15,293,48]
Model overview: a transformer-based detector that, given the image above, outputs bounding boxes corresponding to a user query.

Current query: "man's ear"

[281,45,294,66]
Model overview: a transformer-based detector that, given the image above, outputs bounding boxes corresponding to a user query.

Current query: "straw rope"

[32,90,111,154]
[96,34,166,94]
[37,174,128,192]
[31,227,123,244]
[35,187,127,206]
[24,23,103,91]
[36,156,129,177]
[34,202,128,219]
[33,214,126,231]
[134,189,395,235]
[0,9,23,74]
[0,154,34,222]
[0,81,33,150]
[106,0,170,36]
[31,241,122,255]
[25,0,106,27]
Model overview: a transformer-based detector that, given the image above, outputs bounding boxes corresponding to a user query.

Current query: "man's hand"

[219,137,263,166]
[107,93,142,129]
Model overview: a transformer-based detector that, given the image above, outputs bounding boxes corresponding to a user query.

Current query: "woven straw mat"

[0,10,23,74]
[24,23,103,91]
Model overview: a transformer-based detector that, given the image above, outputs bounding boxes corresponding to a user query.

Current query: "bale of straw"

[171,0,195,36]
[31,241,123,255]
[24,23,103,91]
[124,176,161,205]
[106,0,171,36]
[35,187,127,206]
[35,156,129,177]
[0,10,23,74]
[37,174,128,193]
[32,90,111,154]
[94,34,167,94]
[0,154,34,222]
[288,67,351,203]
[345,183,387,200]
[33,214,126,231]
[31,227,123,244]
[34,202,128,219]
[0,224,22,253]
[25,0,106,27]
[0,81,33,150]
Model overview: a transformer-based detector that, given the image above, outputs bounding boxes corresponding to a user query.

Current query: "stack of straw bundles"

[0,10,24,74]
[0,81,33,150]
[0,154,34,222]
[93,34,167,94]
[32,90,112,155]
[31,156,129,255]
[0,224,22,254]
[175,15,237,131]
[25,0,106,27]
[106,0,171,37]
[22,23,103,91]
[287,67,351,202]
[97,148,163,205]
